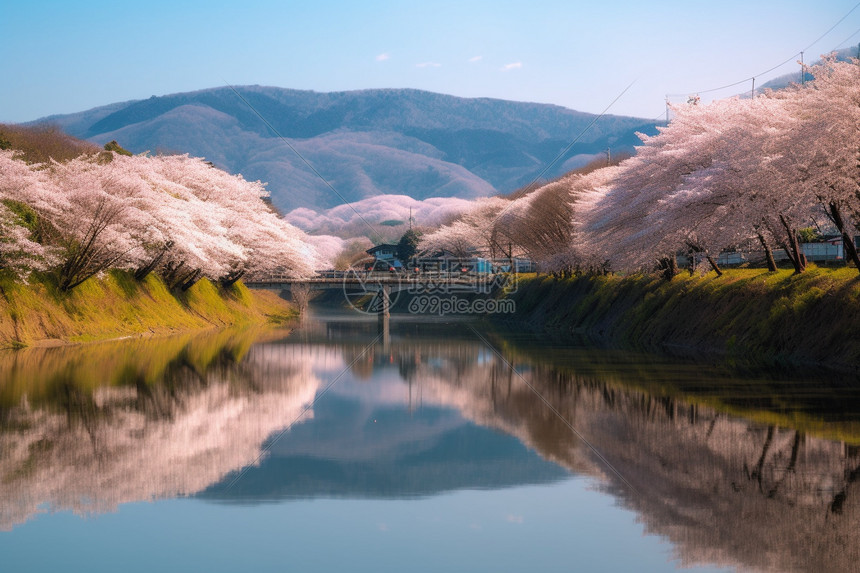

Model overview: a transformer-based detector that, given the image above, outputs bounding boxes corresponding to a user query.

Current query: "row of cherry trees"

[585,55,859,276]
[0,150,319,290]
[421,56,859,276]
[419,155,621,273]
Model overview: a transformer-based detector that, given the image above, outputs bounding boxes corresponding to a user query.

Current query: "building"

[366,244,398,261]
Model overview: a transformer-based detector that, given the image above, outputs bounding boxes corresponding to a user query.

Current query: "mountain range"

[36,87,658,214]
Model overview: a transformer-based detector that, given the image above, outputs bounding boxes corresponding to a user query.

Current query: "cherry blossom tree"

[419,197,510,257]
[581,79,834,275]
[45,155,155,290]
[497,173,599,275]
[0,150,61,276]
[0,147,319,288]
[774,55,860,271]
[580,96,785,276]
[0,203,57,274]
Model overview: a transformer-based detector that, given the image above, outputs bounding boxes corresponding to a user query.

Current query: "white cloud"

[506,514,524,524]
[501,62,522,71]
[284,194,476,238]
[376,53,390,62]
[468,56,483,63]
[416,62,442,68]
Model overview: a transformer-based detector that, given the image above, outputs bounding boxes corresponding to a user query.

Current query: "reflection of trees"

[0,331,320,531]
[401,350,860,573]
[4,319,860,570]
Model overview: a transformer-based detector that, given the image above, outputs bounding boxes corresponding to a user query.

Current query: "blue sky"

[2,0,858,123]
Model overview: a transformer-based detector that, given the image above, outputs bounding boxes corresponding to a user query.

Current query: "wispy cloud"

[506,515,524,524]
[376,53,390,62]
[416,62,442,68]
[468,55,483,63]
[501,62,522,71]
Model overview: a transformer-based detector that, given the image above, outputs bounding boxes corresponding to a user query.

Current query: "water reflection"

[0,328,320,531]
[1,314,860,571]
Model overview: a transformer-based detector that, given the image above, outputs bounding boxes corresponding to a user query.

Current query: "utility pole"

[665,95,669,124]
[800,51,805,86]
[751,77,755,99]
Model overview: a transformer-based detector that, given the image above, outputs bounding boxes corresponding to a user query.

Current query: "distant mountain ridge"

[37,87,659,213]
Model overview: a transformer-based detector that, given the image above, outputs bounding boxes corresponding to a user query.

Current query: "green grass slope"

[0,270,295,348]
[506,267,860,370]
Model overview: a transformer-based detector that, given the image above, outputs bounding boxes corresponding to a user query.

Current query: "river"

[0,309,858,572]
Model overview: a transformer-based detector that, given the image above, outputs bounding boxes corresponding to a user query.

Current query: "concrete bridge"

[245,271,512,341]
[244,272,506,292]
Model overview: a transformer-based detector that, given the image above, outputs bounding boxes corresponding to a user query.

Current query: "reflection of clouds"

[0,341,321,531]
[279,344,347,373]
[329,369,413,405]
[278,344,417,406]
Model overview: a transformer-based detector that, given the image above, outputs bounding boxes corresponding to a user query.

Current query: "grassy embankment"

[0,270,295,349]
[505,266,860,369]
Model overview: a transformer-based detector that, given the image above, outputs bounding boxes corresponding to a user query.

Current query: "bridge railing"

[246,258,534,287]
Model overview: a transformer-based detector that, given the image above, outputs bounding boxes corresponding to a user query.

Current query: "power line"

[802,2,860,52]
[667,2,860,99]
[667,76,757,98]
[833,26,860,49]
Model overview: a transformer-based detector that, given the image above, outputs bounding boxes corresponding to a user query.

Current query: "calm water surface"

[1,310,859,572]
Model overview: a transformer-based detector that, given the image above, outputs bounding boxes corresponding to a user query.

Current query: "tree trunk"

[162,260,185,287]
[56,199,128,291]
[829,202,860,273]
[705,255,723,276]
[757,232,778,272]
[660,255,678,281]
[684,240,722,276]
[766,431,802,498]
[779,214,806,274]
[220,269,245,288]
[165,263,201,291]
[134,241,174,281]
[178,268,203,291]
[750,425,775,492]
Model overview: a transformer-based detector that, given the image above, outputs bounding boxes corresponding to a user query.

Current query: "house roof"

[366,243,398,255]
